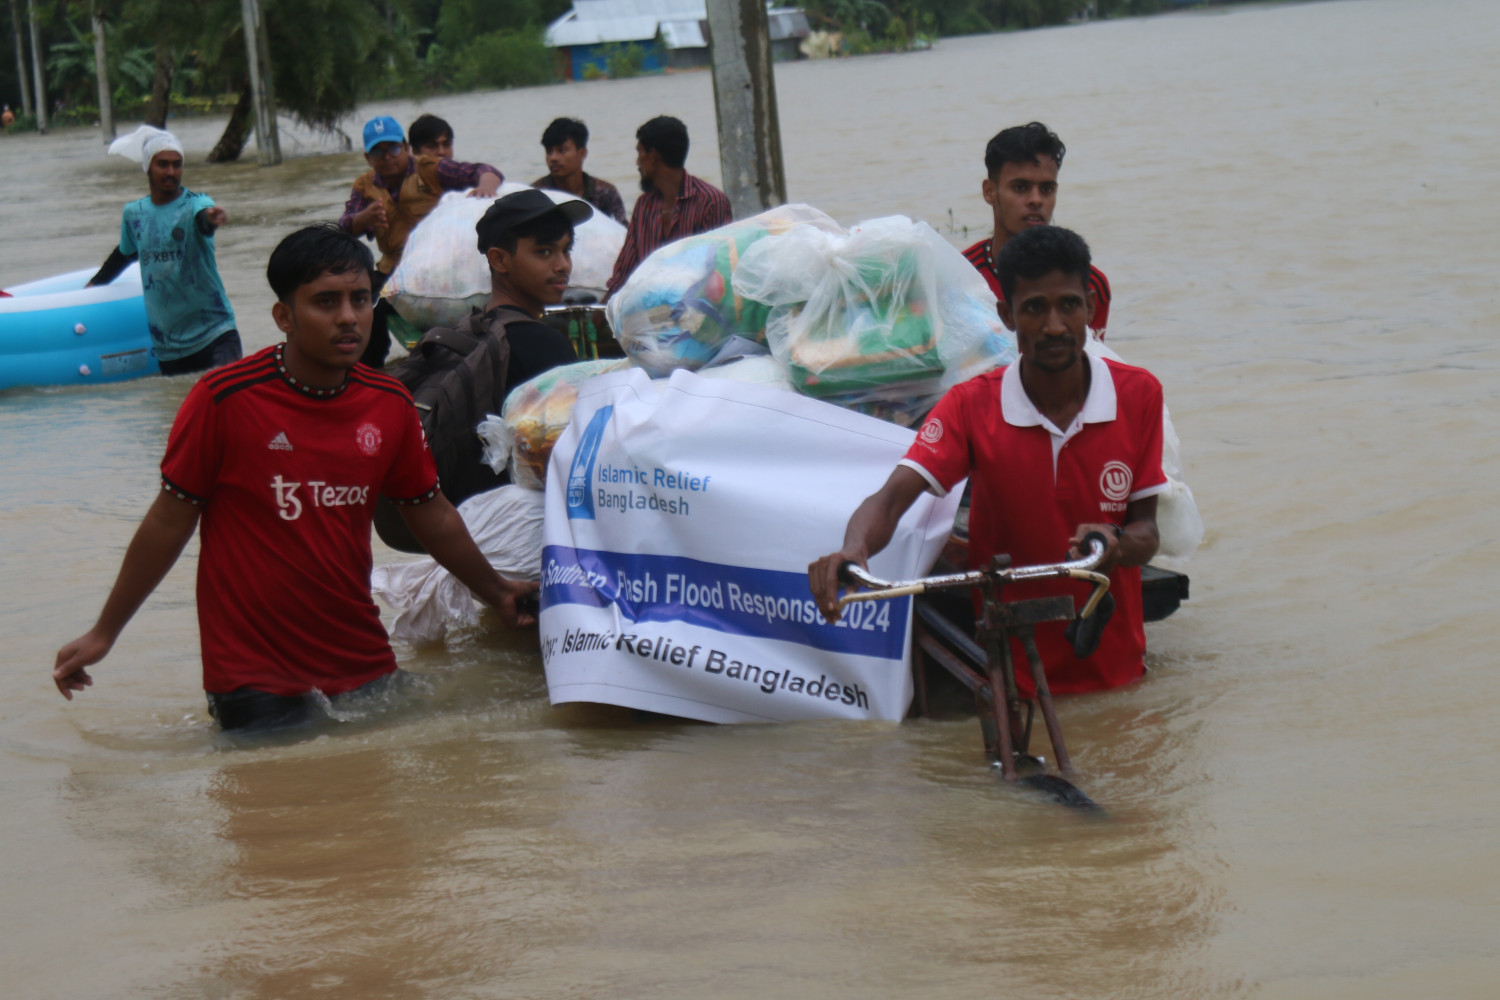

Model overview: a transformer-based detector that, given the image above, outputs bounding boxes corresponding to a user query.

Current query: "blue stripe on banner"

[540,545,909,659]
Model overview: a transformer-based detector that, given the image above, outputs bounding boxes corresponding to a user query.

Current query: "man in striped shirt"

[964,122,1112,337]
[605,116,733,300]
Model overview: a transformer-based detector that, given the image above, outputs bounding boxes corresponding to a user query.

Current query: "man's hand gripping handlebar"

[833,534,1115,649]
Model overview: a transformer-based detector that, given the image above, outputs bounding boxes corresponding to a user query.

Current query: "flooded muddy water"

[3,0,1498,995]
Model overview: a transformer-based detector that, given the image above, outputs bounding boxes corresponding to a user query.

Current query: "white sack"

[384,184,626,329]
[539,367,963,724]
[372,485,546,644]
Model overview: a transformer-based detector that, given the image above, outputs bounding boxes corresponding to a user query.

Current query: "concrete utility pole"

[92,6,114,142]
[705,0,786,219]
[26,0,46,132]
[10,0,32,117]
[240,0,280,165]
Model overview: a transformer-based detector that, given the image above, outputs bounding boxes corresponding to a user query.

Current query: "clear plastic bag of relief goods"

[384,186,627,329]
[734,215,1015,419]
[605,204,844,377]
[478,357,633,491]
[371,485,546,644]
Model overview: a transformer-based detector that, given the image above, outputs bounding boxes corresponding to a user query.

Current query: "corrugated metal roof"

[546,0,807,49]
[659,19,706,49]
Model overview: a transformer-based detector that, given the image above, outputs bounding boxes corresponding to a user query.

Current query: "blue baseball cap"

[362,115,406,153]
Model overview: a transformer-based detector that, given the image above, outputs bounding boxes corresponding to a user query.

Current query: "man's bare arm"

[398,495,538,627]
[53,491,202,699]
[1068,495,1159,572]
[808,465,931,623]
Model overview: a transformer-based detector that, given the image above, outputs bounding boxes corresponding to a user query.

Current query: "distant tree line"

[3,0,1234,159]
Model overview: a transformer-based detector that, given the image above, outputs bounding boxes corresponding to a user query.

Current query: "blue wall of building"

[568,41,668,80]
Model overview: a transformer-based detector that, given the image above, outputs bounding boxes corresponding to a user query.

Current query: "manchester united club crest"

[355,423,383,457]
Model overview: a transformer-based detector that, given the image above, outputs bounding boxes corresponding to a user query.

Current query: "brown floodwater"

[3,0,1498,995]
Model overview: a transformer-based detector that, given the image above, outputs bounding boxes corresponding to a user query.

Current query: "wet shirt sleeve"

[382,401,440,505]
[339,186,370,235]
[437,158,502,191]
[118,205,138,257]
[1130,378,1168,500]
[160,380,223,504]
[606,198,648,298]
[898,387,973,497]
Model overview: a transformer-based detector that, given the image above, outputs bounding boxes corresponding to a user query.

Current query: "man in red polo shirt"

[809,226,1166,695]
[963,122,1113,338]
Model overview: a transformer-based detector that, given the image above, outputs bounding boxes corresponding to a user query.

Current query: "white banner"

[539,368,962,723]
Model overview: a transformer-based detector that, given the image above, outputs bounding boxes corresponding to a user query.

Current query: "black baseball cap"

[476,189,593,253]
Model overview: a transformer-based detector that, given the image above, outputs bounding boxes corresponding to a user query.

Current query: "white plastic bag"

[606,204,843,376]
[384,184,626,330]
[371,485,547,644]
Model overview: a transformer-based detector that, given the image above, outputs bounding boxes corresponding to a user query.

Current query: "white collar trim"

[1000,350,1117,436]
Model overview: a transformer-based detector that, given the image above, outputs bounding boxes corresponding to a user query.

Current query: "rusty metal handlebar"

[836,535,1113,618]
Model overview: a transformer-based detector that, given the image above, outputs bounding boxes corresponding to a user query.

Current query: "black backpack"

[373,309,517,553]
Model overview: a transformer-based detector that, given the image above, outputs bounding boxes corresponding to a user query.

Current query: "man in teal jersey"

[90,125,241,375]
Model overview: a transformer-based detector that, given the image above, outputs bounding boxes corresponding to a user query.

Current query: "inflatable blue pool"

[0,265,158,391]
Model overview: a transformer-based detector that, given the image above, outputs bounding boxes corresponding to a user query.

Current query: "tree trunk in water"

[144,42,174,128]
[207,81,254,163]
[26,0,46,132]
[9,0,32,117]
[93,9,114,142]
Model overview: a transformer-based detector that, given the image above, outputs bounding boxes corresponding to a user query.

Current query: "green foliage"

[4,113,40,134]
[44,19,154,109]
[433,0,570,53]
[9,0,1192,124]
[1095,0,1163,16]
[803,0,1082,38]
[602,41,647,79]
[452,28,554,91]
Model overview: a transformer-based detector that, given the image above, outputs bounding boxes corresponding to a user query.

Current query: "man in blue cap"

[338,115,504,365]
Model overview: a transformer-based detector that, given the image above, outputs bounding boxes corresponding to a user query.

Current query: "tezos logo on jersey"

[355,422,382,457]
[271,475,371,521]
[566,406,613,520]
[1100,461,1133,502]
[918,418,943,445]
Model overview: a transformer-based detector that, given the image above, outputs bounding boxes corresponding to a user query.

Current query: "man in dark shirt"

[532,117,627,225]
[604,115,732,300]
[375,190,589,552]
[963,122,1112,337]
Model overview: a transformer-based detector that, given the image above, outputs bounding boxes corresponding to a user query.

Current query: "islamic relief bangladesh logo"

[355,423,383,457]
[1100,461,1132,502]
[918,418,943,446]
[567,405,613,520]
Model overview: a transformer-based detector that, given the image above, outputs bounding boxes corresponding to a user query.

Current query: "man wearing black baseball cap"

[377,190,594,552]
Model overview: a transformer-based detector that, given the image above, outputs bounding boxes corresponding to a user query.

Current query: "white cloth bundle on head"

[108,125,185,171]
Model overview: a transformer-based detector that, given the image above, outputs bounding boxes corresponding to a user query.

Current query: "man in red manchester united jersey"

[962,122,1112,337]
[53,225,538,732]
[810,226,1166,696]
